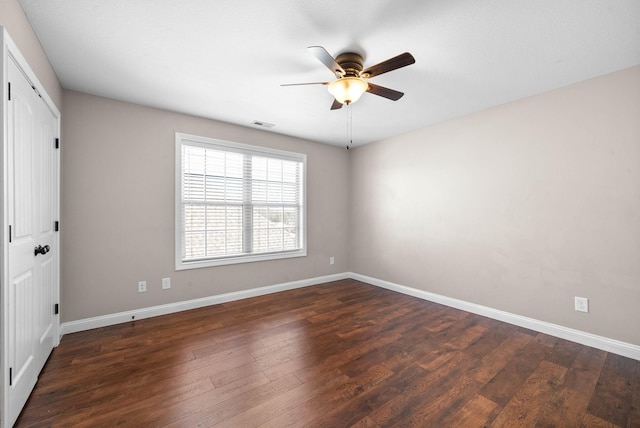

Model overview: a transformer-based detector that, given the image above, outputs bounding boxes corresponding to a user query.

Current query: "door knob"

[34,245,50,256]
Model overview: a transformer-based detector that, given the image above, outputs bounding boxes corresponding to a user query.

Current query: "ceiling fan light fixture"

[328,77,368,105]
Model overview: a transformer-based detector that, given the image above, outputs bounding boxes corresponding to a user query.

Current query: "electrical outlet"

[138,281,147,293]
[162,277,171,290]
[329,256,335,265]
[575,296,589,313]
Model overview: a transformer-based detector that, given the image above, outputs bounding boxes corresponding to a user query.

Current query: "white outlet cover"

[575,296,589,313]
[138,281,147,293]
[162,277,171,290]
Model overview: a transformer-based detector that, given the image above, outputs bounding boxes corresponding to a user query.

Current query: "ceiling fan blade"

[330,99,343,110]
[307,46,345,77]
[366,83,404,101]
[281,82,329,86]
[361,52,415,78]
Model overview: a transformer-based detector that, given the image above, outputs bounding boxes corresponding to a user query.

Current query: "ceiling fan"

[282,46,416,110]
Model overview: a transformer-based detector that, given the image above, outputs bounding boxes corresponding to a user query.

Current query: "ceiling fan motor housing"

[335,52,364,77]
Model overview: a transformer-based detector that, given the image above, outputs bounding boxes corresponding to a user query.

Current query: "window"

[175,133,306,270]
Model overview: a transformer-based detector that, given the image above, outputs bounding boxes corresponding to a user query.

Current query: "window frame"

[175,132,307,270]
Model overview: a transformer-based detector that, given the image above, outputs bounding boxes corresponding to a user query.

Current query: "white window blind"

[176,133,306,269]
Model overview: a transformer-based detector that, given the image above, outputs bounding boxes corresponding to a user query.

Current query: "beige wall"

[61,90,350,322]
[0,0,62,108]
[7,0,640,346]
[349,66,640,346]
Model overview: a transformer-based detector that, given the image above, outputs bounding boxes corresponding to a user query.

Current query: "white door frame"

[1,27,61,428]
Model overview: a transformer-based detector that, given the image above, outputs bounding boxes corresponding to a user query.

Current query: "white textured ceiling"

[19,0,640,147]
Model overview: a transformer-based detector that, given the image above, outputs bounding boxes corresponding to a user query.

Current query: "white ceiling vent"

[252,120,275,129]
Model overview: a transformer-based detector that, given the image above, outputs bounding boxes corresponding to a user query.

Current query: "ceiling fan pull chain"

[350,104,353,147]
[346,104,353,150]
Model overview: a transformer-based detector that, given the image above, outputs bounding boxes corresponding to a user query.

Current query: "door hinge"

[55,138,60,149]
[8,225,12,243]
[54,221,59,232]
[7,82,10,101]
[54,303,59,315]
[9,367,12,386]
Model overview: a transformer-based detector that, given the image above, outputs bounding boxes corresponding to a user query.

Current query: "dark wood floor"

[16,279,640,427]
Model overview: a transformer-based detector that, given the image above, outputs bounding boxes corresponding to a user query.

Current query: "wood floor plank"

[628,359,640,427]
[337,302,442,377]
[369,351,478,426]
[460,324,510,360]
[540,387,592,427]
[350,416,382,428]
[469,331,533,384]
[166,374,302,427]
[380,311,476,374]
[444,394,501,426]
[478,339,551,407]
[543,334,584,367]
[143,371,272,426]
[404,375,484,426]
[65,378,216,427]
[588,353,639,427]
[214,368,349,428]
[264,364,394,428]
[490,360,567,426]
[15,279,640,427]
[307,364,422,427]
[535,346,608,426]
[582,413,624,427]
[564,345,608,391]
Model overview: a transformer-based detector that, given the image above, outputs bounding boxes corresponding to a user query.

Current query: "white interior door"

[5,54,59,427]
[33,71,58,373]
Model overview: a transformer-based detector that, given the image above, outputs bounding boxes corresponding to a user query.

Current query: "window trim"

[175,132,307,270]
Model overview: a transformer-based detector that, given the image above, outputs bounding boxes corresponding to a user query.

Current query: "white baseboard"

[60,272,349,336]
[60,271,640,361]
[350,272,640,361]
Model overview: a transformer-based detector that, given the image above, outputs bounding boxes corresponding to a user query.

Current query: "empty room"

[1,0,639,426]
